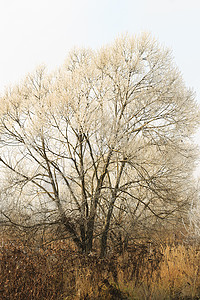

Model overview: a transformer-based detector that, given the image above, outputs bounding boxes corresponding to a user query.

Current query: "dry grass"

[1,236,200,299]
[117,244,200,300]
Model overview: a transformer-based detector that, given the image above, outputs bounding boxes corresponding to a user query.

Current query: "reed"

[1,238,200,299]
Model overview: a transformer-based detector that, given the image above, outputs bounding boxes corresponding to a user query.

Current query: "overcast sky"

[1,0,200,98]
[0,0,200,107]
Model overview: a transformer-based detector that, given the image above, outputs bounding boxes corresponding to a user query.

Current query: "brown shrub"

[1,237,200,300]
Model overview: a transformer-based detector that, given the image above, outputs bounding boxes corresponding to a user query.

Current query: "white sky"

[0,0,200,97]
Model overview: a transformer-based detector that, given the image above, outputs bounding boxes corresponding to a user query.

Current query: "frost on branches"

[0,33,199,256]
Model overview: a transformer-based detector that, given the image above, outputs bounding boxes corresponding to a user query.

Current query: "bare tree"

[0,33,199,256]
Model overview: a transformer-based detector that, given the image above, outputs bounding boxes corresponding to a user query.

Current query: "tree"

[0,33,199,256]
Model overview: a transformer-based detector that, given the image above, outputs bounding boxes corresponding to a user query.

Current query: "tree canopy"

[0,33,199,256]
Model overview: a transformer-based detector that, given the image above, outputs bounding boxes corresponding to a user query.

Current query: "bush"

[1,237,200,299]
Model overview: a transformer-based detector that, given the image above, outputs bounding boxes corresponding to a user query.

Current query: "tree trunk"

[86,216,95,254]
[100,195,116,257]
[100,160,126,257]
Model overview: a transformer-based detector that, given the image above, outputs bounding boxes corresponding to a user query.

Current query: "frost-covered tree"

[0,33,199,256]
